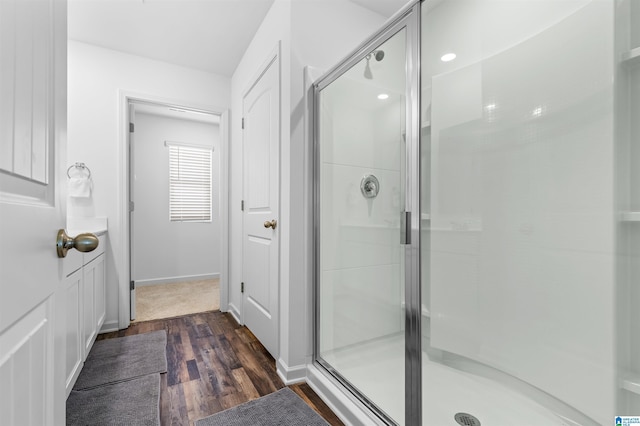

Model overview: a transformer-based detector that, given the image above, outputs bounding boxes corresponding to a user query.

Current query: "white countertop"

[67,217,108,236]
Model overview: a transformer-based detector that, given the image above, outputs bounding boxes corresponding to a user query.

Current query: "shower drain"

[454,412,481,426]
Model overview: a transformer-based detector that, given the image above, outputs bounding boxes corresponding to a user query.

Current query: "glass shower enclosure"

[313,0,638,425]
[314,5,420,425]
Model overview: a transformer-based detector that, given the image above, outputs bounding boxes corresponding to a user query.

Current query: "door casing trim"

[117,90,230,329]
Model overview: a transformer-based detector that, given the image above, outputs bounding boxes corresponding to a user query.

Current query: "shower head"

[364,58,373,79]
[363,50,384,80]
[365,50,385,62]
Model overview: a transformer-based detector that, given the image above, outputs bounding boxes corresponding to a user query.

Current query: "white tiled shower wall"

[320,76,405,352]
[424,1,617,423]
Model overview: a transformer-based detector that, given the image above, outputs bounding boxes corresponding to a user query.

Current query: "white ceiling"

[68,0,276,77]
[349,0,412,18]
[69,0,420,77]
[68,0,414,77]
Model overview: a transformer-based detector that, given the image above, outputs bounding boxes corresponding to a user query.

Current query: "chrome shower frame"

[311,1,422,424]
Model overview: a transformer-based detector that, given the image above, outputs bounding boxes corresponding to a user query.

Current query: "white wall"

[133,112,220,284]
[229,0,387,382]
[68,41,230,330]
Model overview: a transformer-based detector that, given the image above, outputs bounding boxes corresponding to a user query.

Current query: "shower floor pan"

[322,334,569,425]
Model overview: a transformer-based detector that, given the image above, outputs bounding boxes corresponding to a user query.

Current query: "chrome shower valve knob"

[361,174,380,199]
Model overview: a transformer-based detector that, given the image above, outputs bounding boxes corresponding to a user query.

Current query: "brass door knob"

[263,219,277,230]
[56,229,99,258]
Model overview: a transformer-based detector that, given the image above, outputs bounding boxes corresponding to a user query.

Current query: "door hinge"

[241,200,244,211]
[241,282,244,293]
[129,201,135,212]
[129,122,135,133]
[241,117,244,129]
[130,281,135,290]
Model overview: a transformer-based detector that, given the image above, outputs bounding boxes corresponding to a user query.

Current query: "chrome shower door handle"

[400,211,411,245]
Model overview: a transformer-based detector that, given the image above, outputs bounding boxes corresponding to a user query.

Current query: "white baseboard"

[276,358,306,385]
[99,320,120,334]
[306,364,385,426]
[227,302,241,325]
[135,273,220,287]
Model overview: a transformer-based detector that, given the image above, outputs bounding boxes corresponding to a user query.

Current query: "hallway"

[134,279,220,322]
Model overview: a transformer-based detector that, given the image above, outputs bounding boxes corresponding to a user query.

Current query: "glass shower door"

[315,26,409,425]
[420,1,623,425]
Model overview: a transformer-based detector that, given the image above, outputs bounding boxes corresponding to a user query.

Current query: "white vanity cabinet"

[82,236,106,357]
[64,253,83,397]
[64,232,107,396]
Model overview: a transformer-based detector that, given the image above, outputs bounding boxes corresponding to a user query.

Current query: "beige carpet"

[134,279,220,322]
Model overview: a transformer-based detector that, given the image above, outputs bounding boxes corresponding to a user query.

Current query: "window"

[167,142,212,222]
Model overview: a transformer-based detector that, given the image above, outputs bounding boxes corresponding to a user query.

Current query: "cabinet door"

[94,254,106,331]
[82,259,97,359]
[64,268,83,397]
[82,253,105,358]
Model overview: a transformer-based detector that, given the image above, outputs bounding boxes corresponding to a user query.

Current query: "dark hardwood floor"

[97,311,344,426]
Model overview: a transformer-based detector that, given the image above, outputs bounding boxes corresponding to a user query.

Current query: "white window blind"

[168,143,212,222]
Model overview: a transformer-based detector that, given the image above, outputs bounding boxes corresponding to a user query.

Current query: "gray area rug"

[195,387,329,426]
[73,330,167,390]
[67,373,160,426]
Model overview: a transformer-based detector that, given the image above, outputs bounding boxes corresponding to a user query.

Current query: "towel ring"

[67,162,92,179]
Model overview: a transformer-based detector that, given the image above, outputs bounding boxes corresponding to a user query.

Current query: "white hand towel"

[68,176,92,198]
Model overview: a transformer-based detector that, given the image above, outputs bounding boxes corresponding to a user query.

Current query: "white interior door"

[0,0,68,424]
[242,48,280,358]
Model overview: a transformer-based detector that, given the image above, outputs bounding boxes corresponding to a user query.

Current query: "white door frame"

[117,91,230,329]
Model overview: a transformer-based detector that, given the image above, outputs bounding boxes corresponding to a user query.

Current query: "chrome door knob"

[56,229,99,258]
[263,219,277,230]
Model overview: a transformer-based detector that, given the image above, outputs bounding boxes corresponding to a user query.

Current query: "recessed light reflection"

[532,106,544,117]
[377,93,389,100]
[441,53,456,62]
[484,102,498,122]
